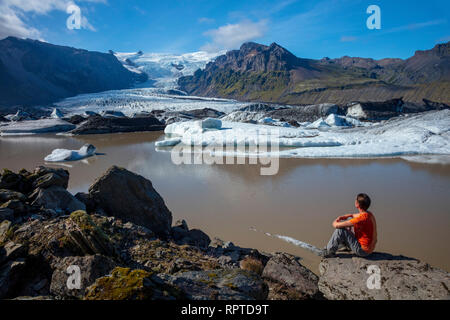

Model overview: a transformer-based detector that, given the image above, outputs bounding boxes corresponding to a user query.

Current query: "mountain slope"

[178,42,450,105]
[0,37,148,108]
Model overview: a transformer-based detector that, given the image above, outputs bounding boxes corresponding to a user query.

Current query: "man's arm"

[336,214,354,221]
[332,214,356,229]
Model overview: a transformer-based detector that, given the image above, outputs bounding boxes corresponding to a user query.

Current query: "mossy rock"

[84,267,153,300]
[70,210,97,232]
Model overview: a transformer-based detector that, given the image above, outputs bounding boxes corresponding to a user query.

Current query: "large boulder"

[0,169,31,193]
[32,172,69,189]
[0,259,26,298]
[88,166,172,237]
[0,189,27,203]
[186,108,225,119]
[268,103,339,123]
[171,219,211,249]
[0,167,68,194]
[50,254,117,299]
[345,98,404,120]
[1,199,29,216]
[0,240,29,299]
[0,208,14,221]
[29,186,85,214]
[64,114,86,125]
[318,252,450,300]
[69,115,165,135]
[262,252,320,299]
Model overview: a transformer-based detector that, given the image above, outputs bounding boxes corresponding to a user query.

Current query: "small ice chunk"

[306,118,331,129]
[259,117,276,124]
[44,144,96,162]
[325,114,365,127]
[155,138,181,147]
[51,108,63,119]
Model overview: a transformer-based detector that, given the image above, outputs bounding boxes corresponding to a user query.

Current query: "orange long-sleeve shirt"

[350,211,377,253]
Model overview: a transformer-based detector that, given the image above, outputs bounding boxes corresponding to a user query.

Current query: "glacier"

[113,50,224,89]
[55,88,249,116]
[55,49,250,116]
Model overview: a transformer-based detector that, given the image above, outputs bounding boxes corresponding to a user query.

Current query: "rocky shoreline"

[0,166,449,300]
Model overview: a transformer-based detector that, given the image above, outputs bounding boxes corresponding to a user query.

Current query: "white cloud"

[0,0,105,40]
[201,19,268,52]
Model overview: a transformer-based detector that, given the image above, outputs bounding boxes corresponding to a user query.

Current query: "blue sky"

[1,0,449,59]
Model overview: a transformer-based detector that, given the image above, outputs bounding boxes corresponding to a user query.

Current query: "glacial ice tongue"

[114,50,223,89]
[55,88,249,116]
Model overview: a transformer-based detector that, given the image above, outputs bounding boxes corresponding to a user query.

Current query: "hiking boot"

[318,249,336,258]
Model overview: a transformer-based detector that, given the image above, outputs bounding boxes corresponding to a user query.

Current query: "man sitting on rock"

[320,193,377,258]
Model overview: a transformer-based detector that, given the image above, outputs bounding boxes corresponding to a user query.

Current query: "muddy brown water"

[1,132,449,274]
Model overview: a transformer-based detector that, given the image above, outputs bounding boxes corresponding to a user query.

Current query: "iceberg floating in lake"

[44,144,96,162]
[157,110,450,159]
[0,119,75,135]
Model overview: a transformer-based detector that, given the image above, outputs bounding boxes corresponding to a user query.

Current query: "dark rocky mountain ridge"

[178,41,450,105]
[0,37,148,108]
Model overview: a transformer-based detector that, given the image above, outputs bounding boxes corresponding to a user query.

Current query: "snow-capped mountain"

[113,50,223,90]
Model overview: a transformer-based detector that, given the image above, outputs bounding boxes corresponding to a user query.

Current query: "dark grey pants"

[326,228,369,256]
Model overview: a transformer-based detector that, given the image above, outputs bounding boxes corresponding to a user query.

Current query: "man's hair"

[356,193,371,211]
